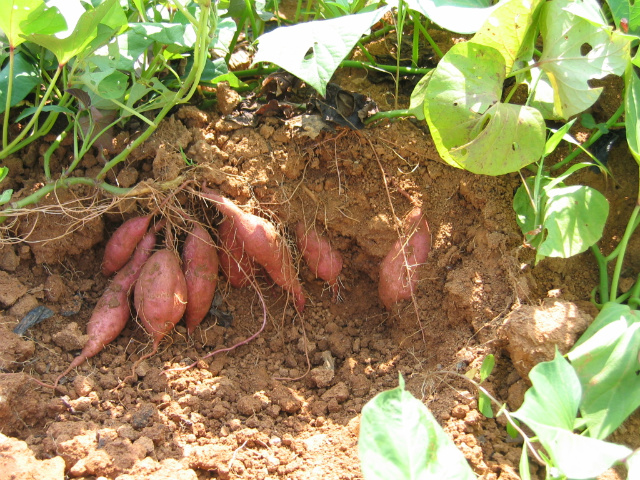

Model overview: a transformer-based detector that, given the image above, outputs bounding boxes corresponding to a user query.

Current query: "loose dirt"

[0,72,638,480]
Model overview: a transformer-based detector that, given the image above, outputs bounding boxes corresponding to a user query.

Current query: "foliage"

[359,375,475,480]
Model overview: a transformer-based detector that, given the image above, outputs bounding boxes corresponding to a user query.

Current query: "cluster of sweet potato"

[54,189,430,386]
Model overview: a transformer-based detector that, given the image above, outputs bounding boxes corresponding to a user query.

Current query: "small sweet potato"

[295,221,343,299]
[55,229,157,387]
[102,215,152,276]
[182,223,219,334]
[200,187,305,311]
[134,249,188,351]
[378,207,431,310]
[217,218,258,288]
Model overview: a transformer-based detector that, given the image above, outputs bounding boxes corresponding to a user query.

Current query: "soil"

[0,68,639,480]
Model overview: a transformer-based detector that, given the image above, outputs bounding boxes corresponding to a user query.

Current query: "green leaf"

[253,7,390,96]
[515,351,581,431]
[25,0,118,66]
[403,0,508,35]
[471,0,544,74]
[479,354,495,382]
[408,71,431,121]
[568,303,640,439]
[538,0,632,119]
[625,62,640,166]
[359,375,475,480]
[0,52,40,113]
[536,184,608,259]
[477,392,493,418]
[603,0,640,35]
[544,119,577,157]
[513,351,631,478]
[423,42,545,175]
[129,22,197,51]
[0,0,66,47]
[518,445,531,480]
[14,104,74,122]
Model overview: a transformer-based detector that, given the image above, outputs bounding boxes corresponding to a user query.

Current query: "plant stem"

[410,12,443,59]
[550,103,625,172]
[610,199,640,301]
[44,125,72,180]
[2,47,15,150]
[233,62,432,80]
[365,109,412,124]
[591,245,610,304]
[1,65,63,159]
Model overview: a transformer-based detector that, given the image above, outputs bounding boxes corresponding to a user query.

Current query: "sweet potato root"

[378,207,431,310]
[134,249,188,351]
[54,229,157,387]
[200,187,305,311]
[217,218,258,288]
[182,223,218,334]
[295,221,343,299]
[102,215,152,276]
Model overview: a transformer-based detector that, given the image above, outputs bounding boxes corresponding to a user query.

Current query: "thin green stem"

[361,23,395,44]
[43,125,71,180]
[412,15,419,67]
[1,65,63,159]
[365,109,412,124]
[550,103,625,172]
[591,245,610,304]
[3,47,14,150]
[610,201,640,301]
[411,12,443,59]
[356,41,377,65]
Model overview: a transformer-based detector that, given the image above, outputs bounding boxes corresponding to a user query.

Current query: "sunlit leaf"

[253,7,390,96]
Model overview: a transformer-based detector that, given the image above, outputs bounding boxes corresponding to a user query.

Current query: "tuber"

[200,187,305,311]
[134,249,188,353]
[102,215,152,276]
[378,207,431,310]
[54,228,157,387]
[295,221,343,300]
[217,218,258,288]
[182,223,219,334]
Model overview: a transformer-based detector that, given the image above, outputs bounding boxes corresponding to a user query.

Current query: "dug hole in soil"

[1,72,639,480]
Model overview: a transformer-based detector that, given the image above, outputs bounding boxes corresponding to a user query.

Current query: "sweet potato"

[378,207,431,310]
[295,221,343,299]
[217,218,258,288]
[200,187,305,311]
[134,249,188,352]
[102,215,152,276]
[54,228,157,387]
[182,223,219,334]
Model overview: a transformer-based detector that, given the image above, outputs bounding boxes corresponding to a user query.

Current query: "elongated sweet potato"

[102,215,152,276]
[54,229,157,387]
[200,187,305,311]
[295,221,343,299]
[217,218,258,288]
[378,207,431,310]
[182,223,219,334]
[134,249,188,352]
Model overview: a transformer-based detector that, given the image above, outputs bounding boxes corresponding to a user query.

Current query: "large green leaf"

[253,7,390,96]
[568,304,640,439]
[625,61,640,166]
[471,0,544,74]
[513,352,632,479]
[514,176,608,261]
[0,0,66,47]
[403,0,508,35]
[538,0,632,119]
[536,184,609,258]
[25,0,119,66]
[423,42,545,175]
[359,376,474,480]
[0,51,40,113]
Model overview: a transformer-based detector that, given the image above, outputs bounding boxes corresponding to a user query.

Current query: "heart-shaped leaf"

[253,7,390,96]
[424,41,545,175]
[538,0,632,119]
